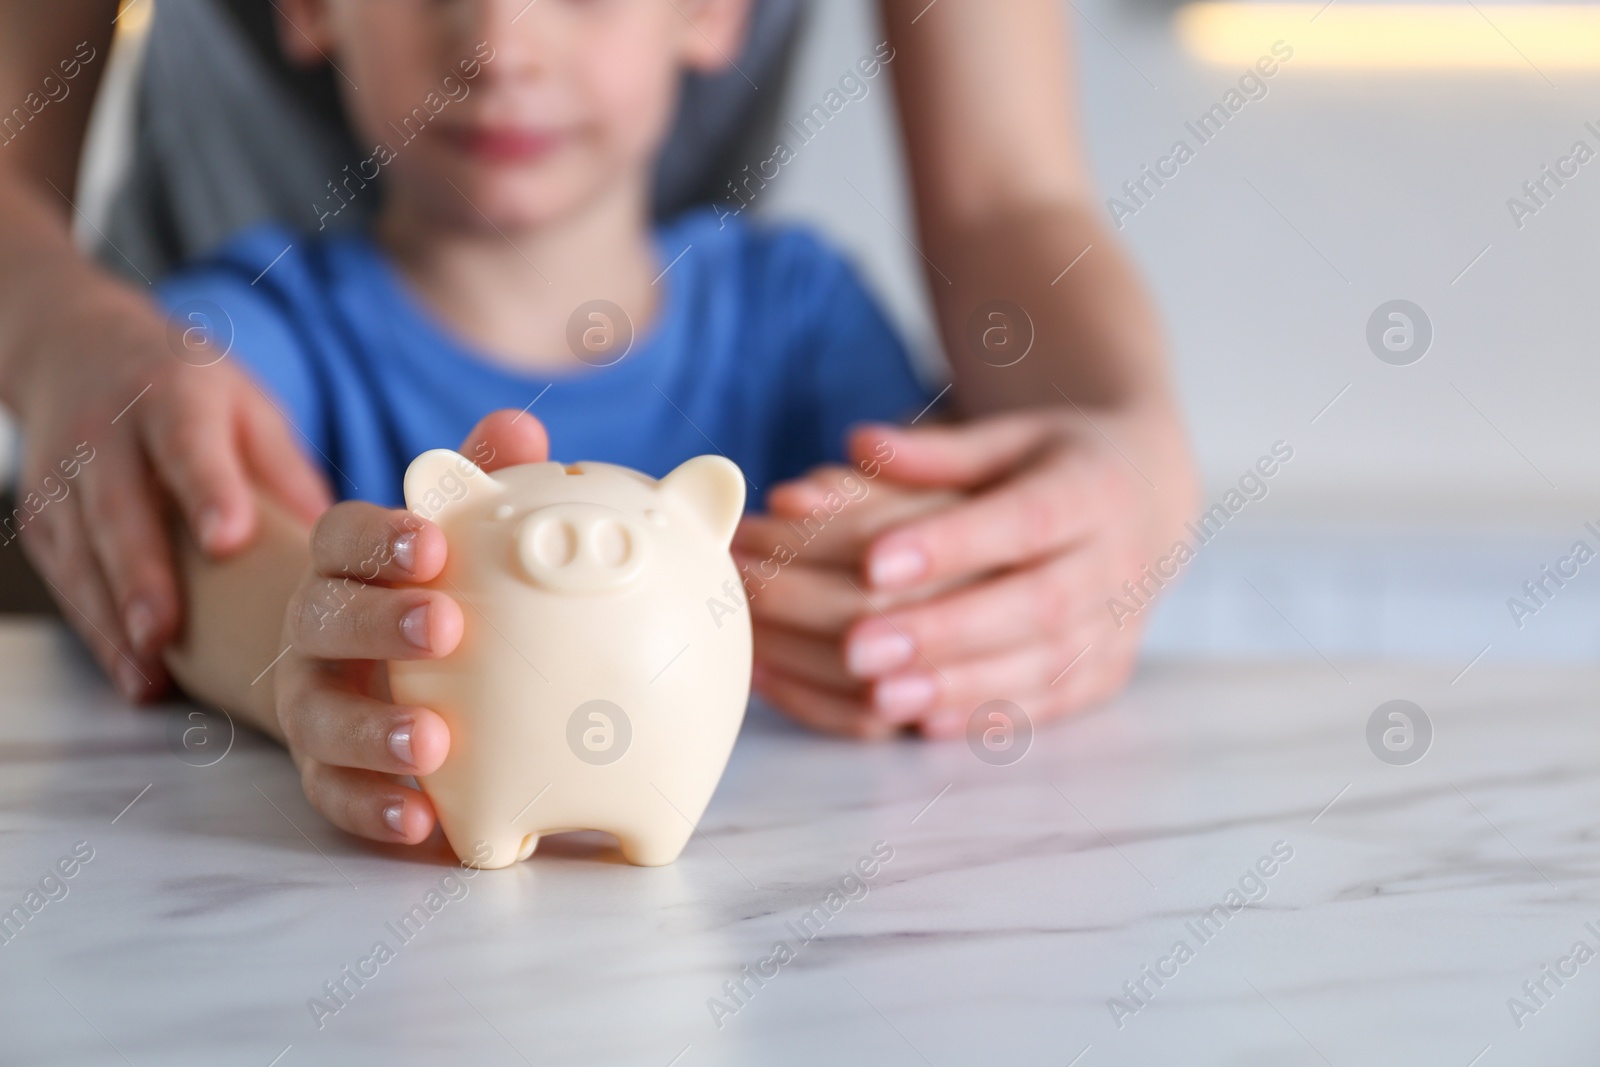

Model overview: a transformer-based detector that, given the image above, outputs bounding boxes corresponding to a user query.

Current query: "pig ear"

[661,455,745,546]
[403,448,504,519]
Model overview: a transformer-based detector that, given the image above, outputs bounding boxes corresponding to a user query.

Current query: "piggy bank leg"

[435,811,527,870]
[614,821,695,867]
[462,837,525,870]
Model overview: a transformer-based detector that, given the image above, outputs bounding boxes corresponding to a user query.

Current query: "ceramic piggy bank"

[388,450,752,869]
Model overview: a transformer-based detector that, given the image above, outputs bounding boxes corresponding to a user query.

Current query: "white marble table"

[2,618,1598,1066]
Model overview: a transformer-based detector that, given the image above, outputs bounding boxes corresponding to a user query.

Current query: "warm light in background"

[114,0,153,38]
[1178,3,1600,69]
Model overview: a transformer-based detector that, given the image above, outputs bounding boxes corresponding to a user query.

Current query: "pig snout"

[515,503,650,591]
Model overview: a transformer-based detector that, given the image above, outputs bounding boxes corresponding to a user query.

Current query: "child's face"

[278,0,746,230]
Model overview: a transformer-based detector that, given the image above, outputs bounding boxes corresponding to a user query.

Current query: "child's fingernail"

[875,674,938,717]
[749,662,772,693]
[125,599,157,654]
[869,546,927,589]
[920,711,966,739]
[400,604,432,650]
[848,629,914,676]
[388,723,414,768]
[856,425,898,452]
[196,506,226,551]
[771,485,824,515]
[115,659,145,700]
[392,531,418,574]
[383,801,406,836]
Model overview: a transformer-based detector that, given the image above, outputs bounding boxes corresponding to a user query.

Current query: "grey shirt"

[101,0,801,280]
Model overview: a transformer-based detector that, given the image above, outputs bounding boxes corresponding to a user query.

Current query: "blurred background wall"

[761,0,1600,666]
[9,0,1600,666]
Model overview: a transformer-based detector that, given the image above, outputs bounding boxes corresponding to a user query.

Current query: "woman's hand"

[738,406,1197,739]
[14,286,331,701]
[271,411,548,844]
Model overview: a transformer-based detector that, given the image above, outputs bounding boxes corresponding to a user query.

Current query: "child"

[159,0,926,506]
[158,0,935,846]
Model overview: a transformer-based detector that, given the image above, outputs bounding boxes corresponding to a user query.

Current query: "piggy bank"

[388,450,752,869]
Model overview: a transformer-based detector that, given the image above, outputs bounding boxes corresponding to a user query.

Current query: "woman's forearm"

[162,493,311,741]
[881,0,1179,419]
[920,201,1175,416]
[0,4,121,408]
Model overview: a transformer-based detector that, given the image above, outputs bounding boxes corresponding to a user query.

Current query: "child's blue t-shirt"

[156,209,932,508]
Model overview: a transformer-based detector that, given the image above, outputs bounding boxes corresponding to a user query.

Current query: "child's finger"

[733,512,863,568]
[759,474,961,563]
[309,501,448,584]
[734,554,880,635]
[297,759,437,844]
[287,583,464,661]
[864,449,1103,592]
[752,666,897,741]
[763,465,867,523]
[752,621,857,691]
[737,553,947,636]
[278,681,449,777]
[847,414,1051,490]
[459,409,550,472]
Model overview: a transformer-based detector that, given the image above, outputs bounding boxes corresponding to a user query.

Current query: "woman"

[0,0,1195,744]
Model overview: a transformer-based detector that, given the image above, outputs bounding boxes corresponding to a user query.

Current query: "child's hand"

[272,411,549,845]
[734,470,958,738]
[741,407,1196,740]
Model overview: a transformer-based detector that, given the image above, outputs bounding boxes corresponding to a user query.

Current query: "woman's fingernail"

[875,673,938,717]
[848,629,914,676]
[400,604,432,650]
[383,802,406,836]
[392,531,418,574]
[388,723,415,768]
[869,546,927,590]
[125,599,157,654]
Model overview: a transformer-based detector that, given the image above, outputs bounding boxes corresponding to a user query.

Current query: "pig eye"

[590,519,632,567]
[492,504,515,521]
[530,519,578,566]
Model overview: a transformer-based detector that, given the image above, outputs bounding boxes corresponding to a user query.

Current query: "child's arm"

[161,411,548,845]
[161,493,311,740]
[157,486,460,844]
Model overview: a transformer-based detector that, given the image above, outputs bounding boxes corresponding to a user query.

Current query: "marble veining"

[2,619,1599,1065]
